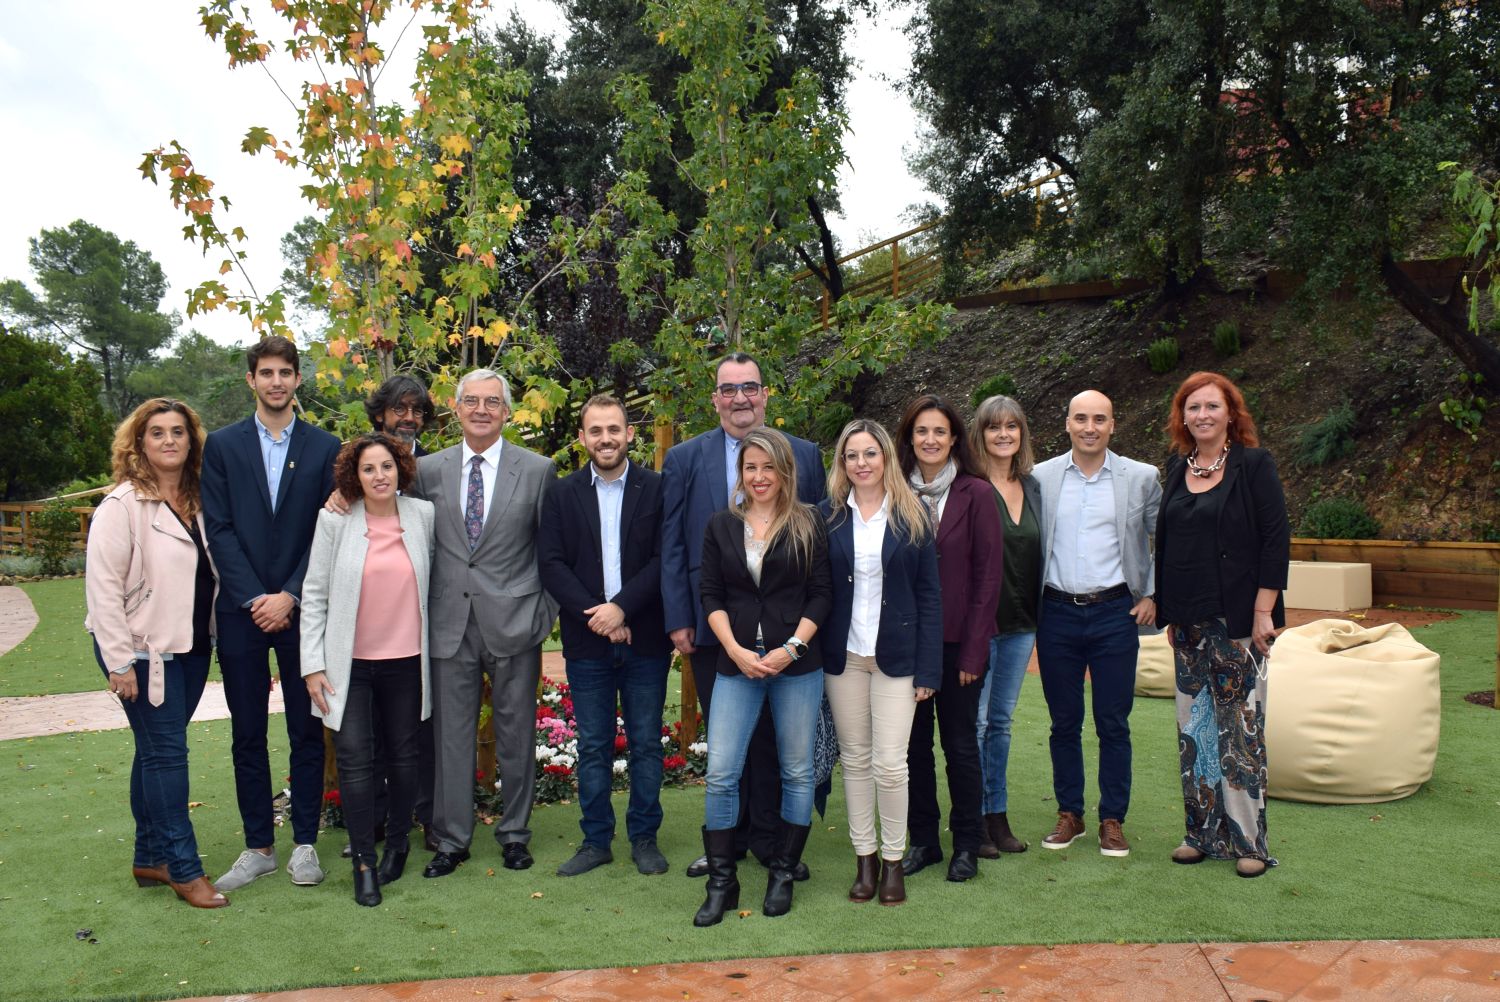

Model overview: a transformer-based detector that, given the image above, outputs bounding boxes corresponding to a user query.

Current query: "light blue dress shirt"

[254,413,295,514]
[723,432,742,502]
[592,461,629,601]
[1044,453,1123,594]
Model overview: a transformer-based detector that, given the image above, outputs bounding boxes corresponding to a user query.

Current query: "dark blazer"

[1154,444,1290,637]
[819,499,943,691]
[935,473,1004,676]
[698,507,832,677]
[539,461,671,660]
[660,427,826,644]
[201,415,340,612]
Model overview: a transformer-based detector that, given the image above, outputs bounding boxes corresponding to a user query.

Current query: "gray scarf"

[909,459,957,526]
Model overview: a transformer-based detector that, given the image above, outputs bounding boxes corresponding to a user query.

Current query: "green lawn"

[1,611,1496,1001]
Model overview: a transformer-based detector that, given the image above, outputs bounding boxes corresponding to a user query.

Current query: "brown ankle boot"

[877,858,905,905]
[986,812,1029,853]
[849,853,878,902]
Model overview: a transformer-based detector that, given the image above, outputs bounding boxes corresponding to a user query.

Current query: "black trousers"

[693,647,782,860]
[906,642,986,852]
[332,656,422,865]
[366,715,435,832]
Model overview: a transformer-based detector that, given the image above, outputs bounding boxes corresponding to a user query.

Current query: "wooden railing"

[0,487,110,556]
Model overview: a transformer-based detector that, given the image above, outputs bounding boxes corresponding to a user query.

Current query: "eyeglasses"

[715,381,763,398]
[842,449,881,465]
[460,395,505,412]
[387,402,422,417]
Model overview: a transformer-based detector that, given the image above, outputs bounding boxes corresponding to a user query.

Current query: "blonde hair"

[731,428,820,570]
[110,398,207,519]
[970,395,1035,481]
[825,419,932,542]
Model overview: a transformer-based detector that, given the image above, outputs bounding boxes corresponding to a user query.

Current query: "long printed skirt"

[1172,619,1275,864]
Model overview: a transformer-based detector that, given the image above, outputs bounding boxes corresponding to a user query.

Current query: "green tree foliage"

[0,220,175,417]
[126,331,250,432]
[0,325,112,501]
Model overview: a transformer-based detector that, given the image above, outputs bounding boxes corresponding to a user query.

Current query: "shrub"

[810,401,854,443]
[971,372,1018,408]
[1294,401,1356,467]
[1298,497,1381,539]
[1211,320,1241,357]
[0,554,42,577]
[30,499,80,576]
[1146,336,1180,374]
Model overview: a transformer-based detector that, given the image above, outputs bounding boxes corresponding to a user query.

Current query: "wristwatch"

[785,636,808,660]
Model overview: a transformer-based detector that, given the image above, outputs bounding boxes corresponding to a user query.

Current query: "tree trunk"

[1379,251,1500,389]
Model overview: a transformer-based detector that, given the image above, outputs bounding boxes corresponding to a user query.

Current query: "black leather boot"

[353,859,382,907]
[762,821,811,917]
[377,844,409,885]
[693,827,740,927]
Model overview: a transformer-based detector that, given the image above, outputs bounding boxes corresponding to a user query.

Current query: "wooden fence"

[0,487,109,556]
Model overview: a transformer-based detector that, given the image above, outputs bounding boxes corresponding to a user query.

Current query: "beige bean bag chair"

[1134,630,1175,698]
[1266,619,1441,804]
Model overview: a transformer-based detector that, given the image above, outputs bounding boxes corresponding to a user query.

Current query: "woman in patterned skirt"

[1153,371,1289,878]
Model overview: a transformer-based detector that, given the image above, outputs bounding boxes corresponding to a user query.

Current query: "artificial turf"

[0,579,96,697]
[1,612,1496,1001]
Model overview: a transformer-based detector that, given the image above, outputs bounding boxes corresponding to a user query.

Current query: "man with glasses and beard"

[366,375,435,457]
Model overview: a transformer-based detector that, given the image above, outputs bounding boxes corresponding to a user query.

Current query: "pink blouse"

[352,513,422,660]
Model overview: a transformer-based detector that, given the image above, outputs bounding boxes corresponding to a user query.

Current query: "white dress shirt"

[591,461,629,601]
[846,495,888,657]
[459,437,503,527]
[1044,453,1123,593]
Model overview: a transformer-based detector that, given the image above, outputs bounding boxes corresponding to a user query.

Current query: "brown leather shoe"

[976,837,1000,859]
[985,812,1029,853]
[1098,818,1130,857]
[1041,811,1086,850]
[1236,857,1268,878]
[877,858,905,905]
[133,864,170,887]
[849,853,878,902]
[169,876,230,909]
[1171,843,1207,864]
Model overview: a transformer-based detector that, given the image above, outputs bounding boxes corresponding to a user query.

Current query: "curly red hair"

[333,432,416,502]
[1165,371,1260,455]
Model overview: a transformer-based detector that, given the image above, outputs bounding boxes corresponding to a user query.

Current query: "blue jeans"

[704,669,823,830]
[566,645,670,847]
[977,631,1035,815]
[94,644,210,883]
[1035,594,1139,822]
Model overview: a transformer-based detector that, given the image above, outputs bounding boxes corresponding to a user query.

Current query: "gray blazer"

[414,440,559,660]
[299,496,436,731]
[1032,448,1161,629]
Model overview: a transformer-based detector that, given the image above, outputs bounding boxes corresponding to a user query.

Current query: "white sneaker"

[215,848,278,891]
[287,843,325,885]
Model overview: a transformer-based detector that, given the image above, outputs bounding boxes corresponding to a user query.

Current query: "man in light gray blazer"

[416,368,559,878]
[1032,389,1161,860]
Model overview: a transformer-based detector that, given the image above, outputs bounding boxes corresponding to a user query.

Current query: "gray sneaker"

[287,843,325,885]
[556,843,612,877]
[631,838,669,875]
[215,848,278,892]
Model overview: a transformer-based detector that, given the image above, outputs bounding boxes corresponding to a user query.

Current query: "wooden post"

[1494,571,1499,709]
[891,239,902,296]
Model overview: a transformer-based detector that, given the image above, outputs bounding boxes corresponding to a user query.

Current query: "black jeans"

[906,642,986,853]
[693,646,783,860]
[332,656,422,865]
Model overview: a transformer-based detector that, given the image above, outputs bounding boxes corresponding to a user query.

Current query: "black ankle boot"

[377,844,409,885]
[353,860,382,907]
[693,827,740,927]
[762,821,811,917]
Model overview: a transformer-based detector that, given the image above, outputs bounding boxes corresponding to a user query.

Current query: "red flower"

[475,769,486,782]
[537,705,556,720]
[544,763,573,776]
[614,734,629,753]
[323,789,342,805]
[662,755,687,770]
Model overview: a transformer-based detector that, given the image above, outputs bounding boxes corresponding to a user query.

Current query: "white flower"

[612,759,628,775]
[564,739,578,755]
[552,753,575,769]
[535,745,555,762]
[543,692,562,705]
[660,734,670,746]
[689,741,707,756]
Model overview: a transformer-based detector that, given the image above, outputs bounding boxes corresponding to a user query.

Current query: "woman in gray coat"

[301,433,434,906]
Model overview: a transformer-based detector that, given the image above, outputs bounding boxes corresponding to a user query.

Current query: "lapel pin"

[288,461,296,469]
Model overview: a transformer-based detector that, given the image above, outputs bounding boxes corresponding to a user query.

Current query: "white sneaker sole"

[1041,833,1084,850]
[1099,845,1130,857]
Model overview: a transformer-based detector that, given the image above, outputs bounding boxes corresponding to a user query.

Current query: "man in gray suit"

[1032,389,1160,859]
[417,368,559,877]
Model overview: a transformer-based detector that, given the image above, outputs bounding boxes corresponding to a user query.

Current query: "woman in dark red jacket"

[895,395,1003,882]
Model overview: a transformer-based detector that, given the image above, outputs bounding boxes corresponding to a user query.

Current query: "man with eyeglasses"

[660,352,827,879]
[413,368,560,878]
[366,374,435,456]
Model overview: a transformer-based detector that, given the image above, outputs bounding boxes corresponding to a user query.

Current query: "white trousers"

[824,653,918,860]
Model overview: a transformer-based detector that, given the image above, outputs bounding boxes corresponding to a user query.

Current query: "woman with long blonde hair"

[695,428,832,925]
[820,419,941,905]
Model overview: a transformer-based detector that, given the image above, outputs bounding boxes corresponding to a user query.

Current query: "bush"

[971,372,1018,408]
[1211,320,1241,357]
[1294,401,1356,467]
[1298,497,1381,539]
[30,499,80,576]
[1146,336,1180,374]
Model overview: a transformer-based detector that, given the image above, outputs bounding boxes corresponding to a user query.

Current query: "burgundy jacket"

[935,473,1003,676]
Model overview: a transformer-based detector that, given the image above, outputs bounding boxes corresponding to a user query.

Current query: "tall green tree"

[0,220,175,417]
[126,331,250,432]
[0,324,112,500]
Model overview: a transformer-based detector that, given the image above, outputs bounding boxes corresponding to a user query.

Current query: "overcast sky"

[0,2,934,347]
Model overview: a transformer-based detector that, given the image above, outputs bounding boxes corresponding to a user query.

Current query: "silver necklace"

[1186,442,1229,478]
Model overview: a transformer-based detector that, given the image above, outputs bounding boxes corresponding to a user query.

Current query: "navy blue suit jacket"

[539,461,671,660]
[201,415,340,614]
[819,500,944,691]
[660,427,825,646]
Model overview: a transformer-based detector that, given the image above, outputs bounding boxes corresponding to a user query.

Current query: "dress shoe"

[423,825,440,853]
[848,853,878,902]
[985,812,1029,853]
[877,858,905,905]
[1098,819,1130,858]
[1172,843,1207,865]
[900,844,944,877]
[422,848,470,878]
[169,876,229,909]
[133,864,170,888]
[1041,811,1086,850]
[685,853,710,878]
[556,844,612,877]
[377,845,409,885]
[501,842,533,871]
[353,864,382,907]
[946,850,978,882]
[214,848,277,892]
[1236,857,1268,878]
[287,844,325,885]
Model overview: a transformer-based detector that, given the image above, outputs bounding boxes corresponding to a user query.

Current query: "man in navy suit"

[539,394,673,877]
[201,335,341,892]
[660,352,826,875]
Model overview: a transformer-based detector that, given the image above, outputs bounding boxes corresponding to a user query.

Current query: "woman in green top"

[971,395,1043,855]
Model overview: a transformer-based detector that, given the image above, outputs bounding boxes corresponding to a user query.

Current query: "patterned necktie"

[465,455,485,551]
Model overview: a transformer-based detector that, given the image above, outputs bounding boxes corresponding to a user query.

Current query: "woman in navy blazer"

[895,394,1003,883]
[820,419,941,906]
